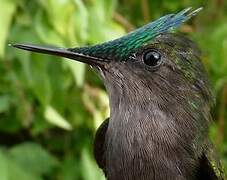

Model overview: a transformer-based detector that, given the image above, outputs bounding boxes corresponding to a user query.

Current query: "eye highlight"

[142,50,162,67]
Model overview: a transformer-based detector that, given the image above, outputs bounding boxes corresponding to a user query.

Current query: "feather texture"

[69,7,203,61]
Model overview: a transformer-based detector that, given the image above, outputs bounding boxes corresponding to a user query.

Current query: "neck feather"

[104,80,209,180]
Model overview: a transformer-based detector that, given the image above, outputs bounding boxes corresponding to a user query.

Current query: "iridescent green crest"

[69,7,202,61]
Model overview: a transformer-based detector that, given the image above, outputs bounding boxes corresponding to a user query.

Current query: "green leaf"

[39,0,75,39]
[59,156,81,180]
[0,0,16,58]
[0,150,8,180]
[34,10,65,46]
[65,60,85,87]
[210,23,227,75]
[0,149,42,180]
[9,143,57,176]
[87,0,125,43]
[29,55,52,105]
[0,95,11,113]
[103,0,117,19]
[72,0,88,44]
[81,149,105,180]
[44,105,72,130]
[8,160,42,180]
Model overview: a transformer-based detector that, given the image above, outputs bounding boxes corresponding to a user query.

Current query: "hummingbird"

[12,7,224,180]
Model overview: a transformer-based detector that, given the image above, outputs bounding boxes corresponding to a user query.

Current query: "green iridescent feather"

[69,7,203,61]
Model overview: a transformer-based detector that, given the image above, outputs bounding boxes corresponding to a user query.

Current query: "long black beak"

[10,43,107,66]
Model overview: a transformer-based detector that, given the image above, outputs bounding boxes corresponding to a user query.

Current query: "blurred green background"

[1,0,227,179]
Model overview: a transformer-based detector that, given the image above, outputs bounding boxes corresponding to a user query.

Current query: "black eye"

[143,50,162,67]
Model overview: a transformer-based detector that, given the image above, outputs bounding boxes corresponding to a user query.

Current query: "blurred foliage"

[0,0,227,179]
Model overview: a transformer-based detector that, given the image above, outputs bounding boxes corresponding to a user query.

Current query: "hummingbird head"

[12,9,215,169]
[12,7,213,111]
